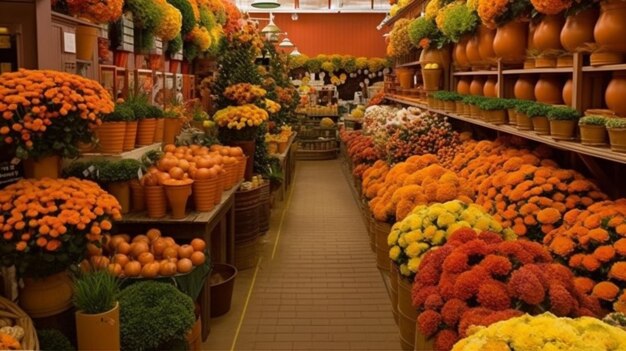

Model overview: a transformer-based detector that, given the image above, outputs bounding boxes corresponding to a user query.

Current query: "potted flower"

[478,0,532,64]
[123,0,165,66]
[97,103,132,154]
[119,281,195,350]
[606,118,626,152]
[438,2,482,69]
[514,100,536,130]
[530,0,573,67]
[0,70,114,178]
[120,103,138,152]
[547,105,580,140]
[73,270,121,351]
[99,159,144,214]
[0,178,121,318]
[476,97,513,124]
[579,115,608,146]
[149,104,165,143]
[127,94,156,146]
[526,102,552,134]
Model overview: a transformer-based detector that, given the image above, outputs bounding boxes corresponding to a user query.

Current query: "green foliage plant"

[606,118,626,129]
[440,2,479,42]
[432,91,462,101]
[461,95,486,105]
[73,270,120,314]
[101,103,135,122]
[525,103,551,118]
[477,97,514,111]
[579,115,607,126]
[167,0,195,35]
[547,106,581,121]
[37,329,75,351]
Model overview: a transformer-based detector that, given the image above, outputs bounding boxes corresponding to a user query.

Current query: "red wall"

[251,13,387,57]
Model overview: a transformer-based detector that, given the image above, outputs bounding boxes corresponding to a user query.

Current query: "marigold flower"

[592,281,620,301]
[573,277,596,294]
[609,262,626,281]
[617,224,626,236]
[537,208,561,225]
[588,228,610,243]
[593,245,616,262]
[582,255,601,272]
[549,236,576,257]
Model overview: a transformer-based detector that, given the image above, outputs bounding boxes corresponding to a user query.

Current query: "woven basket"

[0,295,39,350]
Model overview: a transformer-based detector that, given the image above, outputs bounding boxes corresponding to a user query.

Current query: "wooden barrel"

[235,204,260,242]
[235,187,261,208]
[415,324,434,351]
[234,236,259,271]
[398,277,417,351]
[374,220,392,272]
[390,262,400,325]
[258,183,270,235]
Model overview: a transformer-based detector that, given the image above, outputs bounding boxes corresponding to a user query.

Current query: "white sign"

[63,32,76,54]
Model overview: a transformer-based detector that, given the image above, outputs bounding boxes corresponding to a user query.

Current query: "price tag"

[10,158,20,165]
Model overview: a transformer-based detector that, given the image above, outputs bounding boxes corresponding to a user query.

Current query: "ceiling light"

[268,33,280,43]
[279,37,294,47]
[261,16,281,34]
[251,0,281,9]
[290,47,301,56]
[291,13,298,20]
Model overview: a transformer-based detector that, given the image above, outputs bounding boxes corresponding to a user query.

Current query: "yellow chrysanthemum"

[389,245,401,261]
[407,257,422,272]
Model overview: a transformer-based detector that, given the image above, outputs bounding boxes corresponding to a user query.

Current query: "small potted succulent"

[526,103,552,135]
[579,115,608,146]
[547,106,580,140]
[73,270,121,351]
[476,98,512,125]
[606,118,626,153]
[514,100,536,131]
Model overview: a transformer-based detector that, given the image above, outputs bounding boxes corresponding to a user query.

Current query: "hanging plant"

[155,1,182,41]
[167,0,196,36]
[439,2,479,42]
[66,0,123,24]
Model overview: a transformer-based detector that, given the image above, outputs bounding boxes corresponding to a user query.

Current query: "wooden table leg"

[227,201,235,265]
[200,276,211,341]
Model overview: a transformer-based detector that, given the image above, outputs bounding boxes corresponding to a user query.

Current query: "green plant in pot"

[525,103,552,135]
[513,100,536,130]
[579,115,608,146]
[37,329,75,351]
[148,104,166,143]
[432,91,461,112]
[439,1,479,43]
[462,95,487,119]
[476,98,511,125]
[99,159,144,214]
[98,103,134,154]
[119,281,195,350]
[547,106,580,140]
[73,270,121,351]
[606,118,626,153]
[124,0,165,56]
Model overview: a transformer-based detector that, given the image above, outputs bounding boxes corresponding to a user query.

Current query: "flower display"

[412,228,600,350]
[0,69,114,159]
[361,160,390,200]
[477,0,531,28]
[438,2,479,42]
[220,0,242,35]
[452,313,626,351]
[0,178,122,277]
[212,104,268,129]
[66,0,123,24]
[155,0,183,41]
[389,201,513,279]
[264,99,281,114]
[190,25,212,51]
[356,57,369,70]
[340,131,384,179]
[223,83,267,105]
[543,199,626,312]
[321,61,336,73]
[388,19,414,57]
[531,0,573,15]
[408,17,437,49]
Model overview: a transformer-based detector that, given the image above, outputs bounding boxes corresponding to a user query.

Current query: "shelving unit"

[453,70,498,76]
[502,67,572,75]
[396,61,421,68]
[296,115,339,160]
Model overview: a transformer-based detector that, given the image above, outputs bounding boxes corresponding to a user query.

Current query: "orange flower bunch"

[477,0,510,28]
[543,199,626,312]
[66,0,123,24]
[361,160,390,200]
[0,178,122,277]
[0,69,114,159]
[531,0,573,15]
[476,158,607,241]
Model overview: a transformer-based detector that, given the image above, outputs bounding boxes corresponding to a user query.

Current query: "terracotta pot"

[396,68,415,89]
[470,77,485,96]
[550,120,577,140]
[535,56,557,68]
[78,141,95,154]
[594,0,626,54]
[561,6,599,52]
[96,121,126,154]
[129,180,145,212]
[486,110,507,124]
[514,76,536,100]
[170,60,181,74]
[563,79,573,107]
[193,178,218,212]
[144,185,167,218]
[235,156,247,180]
[466,34,482,68]
[181,61,190,74]
[165,182,193,219]
[606,71,626,116]
[557,55,574,67]
[477,24,497,65]
[532,116,551,134]
[535,75,563,104]
[137,118,157,146]
[214,176,226,205]
[19,271,73,318]
[229,140,256,181]
[494,20,528,64]
[422,69,442,91]
[76,302,120,351]
[76,26,98,61]
[419,46,451,69]
[454,37,470,69]
[114,51,129,68]
[508,108,517,125]
[123,121,138,152]
[186,317,201,351]
[23,155,60,179]
[267,142,278,154]
[483,77,498,97]
[528,20,538,51]
[534,15,565,52]
[107,181,130,214]
[153,118,165,143]
[609,128,626,152]
[457,78,471,95]
[517,112,533,130]
[580,124,608,145]
[164,118,183,145]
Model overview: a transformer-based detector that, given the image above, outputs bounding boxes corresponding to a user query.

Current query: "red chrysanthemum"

[458,308,493,337]
[477,280,511,311]
[417,265,442,287]
[543,263,576,291]
[516,240,553,263]
[548,283,576,316]
[417,310,442,337]
[477,231,505,245]
[413,285,439,308]
[508,266,546,305]
[424,293,444,311]
[441,299,468,326]
[481,309,524,328]
[479,254,513,277]
[438,272,459,301]
[497,241,535,265]
[448,228,480,244]
[433,329,459,351]
[458,239,491,257]
[443,252,470,274]
[454,266,490,300]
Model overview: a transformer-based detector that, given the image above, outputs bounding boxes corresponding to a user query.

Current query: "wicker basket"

[0,295,39,350]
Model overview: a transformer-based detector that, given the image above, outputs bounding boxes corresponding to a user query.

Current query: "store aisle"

[230,159,399,350]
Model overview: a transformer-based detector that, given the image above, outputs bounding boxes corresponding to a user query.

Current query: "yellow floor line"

[270,173,297,260]
[230,256,263,351]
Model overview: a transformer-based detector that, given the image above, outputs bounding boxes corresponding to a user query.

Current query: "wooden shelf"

[396,61,421,68]
[503,67,572,75]
[51,11,101,27]
[70,143,162,162]
[583,63,626,72]
[385,94,626,164]
[381,0,426,28]
[453,71,498,76]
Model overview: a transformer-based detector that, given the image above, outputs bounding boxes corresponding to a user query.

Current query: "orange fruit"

[137,252,155,265]
[146,228,161,241]
[191,238,206,252]
[163,246,178,260]
[141,262,160,278]
[177,258,193,273]
[190,251,206,266]
[124,261,141,277]
[178,244,194,259]
[130,242,149,258]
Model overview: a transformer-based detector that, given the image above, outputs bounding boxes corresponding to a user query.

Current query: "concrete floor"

[202,160,399,351]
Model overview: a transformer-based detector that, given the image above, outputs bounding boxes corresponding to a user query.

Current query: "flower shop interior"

[3,0,626,350]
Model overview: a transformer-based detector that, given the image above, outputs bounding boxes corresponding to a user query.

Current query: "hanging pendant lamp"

[290,47,301,56]
[251,0,280,9]
[261,18,281,34]
[279,36,294,48]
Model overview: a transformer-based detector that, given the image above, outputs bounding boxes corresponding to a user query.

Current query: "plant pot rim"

[164,182,194,188]
[210,263,238,287]
[608,127,626,131]
[76,301,119,317]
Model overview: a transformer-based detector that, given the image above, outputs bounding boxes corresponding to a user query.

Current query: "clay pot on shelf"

[154,118,165,143]
[123,120,138,152]
[420,46,451,70]
[605,71,626,116]
[535,75,564,104]
[593,0,626,65]
[478,25,497,66]
[466,35,482,69]
[396,68,415,89]
[534,15,565,52]
[144,185,167,218]
[494,20,528,64]
[507,108,518,125]
[483,77,498,97]
[580,124,608,146]
[164,180,193,219]
[164,117,183,145]
[23,155,61,179]
[457,77,471,95]
[561,6,599,52]
[19,271,73,318]
[514,76,537,100]
[96,121,126,154]
[563,79,573,107]
[532,116,551,135]
[517,112,534,130]
[76,26,98,61]
[107,181,131,214]
[470,77,485,96]
[454,37,470,70]
[136,118,157,146]
[422,68,442,91]
[129,179,145,212]
[550,120,578,140]
[609,127,626,152]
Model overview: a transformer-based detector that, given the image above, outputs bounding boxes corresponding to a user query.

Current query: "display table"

[269,133,297,201]
[116,181,241,341]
